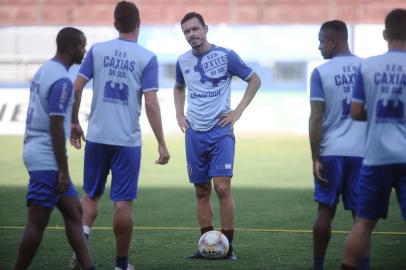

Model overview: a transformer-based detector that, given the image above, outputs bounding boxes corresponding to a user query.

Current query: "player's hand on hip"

[176,115,189,133]
[70,123,85,149]
[156,144,170,165]
[56,170,70,193]
[218,110,242,127]
[313,159,328,184]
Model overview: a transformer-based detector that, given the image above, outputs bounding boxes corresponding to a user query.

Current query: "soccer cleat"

[70,253,81,270]
[184,251,204,259]
[224,245,237,261]
[225,250,237,261]
[114,264,134,270]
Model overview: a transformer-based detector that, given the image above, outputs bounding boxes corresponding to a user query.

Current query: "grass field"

[0,135,405,270]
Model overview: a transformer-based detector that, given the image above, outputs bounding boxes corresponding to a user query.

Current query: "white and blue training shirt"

[78,38,159,147]
[310,54,365,157]
[23,59,73,171]
[352,50,406,165]
[176,45,253,131]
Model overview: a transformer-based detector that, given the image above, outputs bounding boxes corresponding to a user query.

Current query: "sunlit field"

[0,135,405,270]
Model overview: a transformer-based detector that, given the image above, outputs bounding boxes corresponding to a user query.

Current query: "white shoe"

[69,253,81,270]
[114,264,134,270]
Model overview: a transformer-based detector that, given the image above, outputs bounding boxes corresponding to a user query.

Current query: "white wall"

[0,89,309,136]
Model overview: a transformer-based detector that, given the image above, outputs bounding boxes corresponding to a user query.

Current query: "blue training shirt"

[175,45,253,131]
[23,59,73,171]
[352,50,406,165]
[78,38,159,147]
[310,54,365,157]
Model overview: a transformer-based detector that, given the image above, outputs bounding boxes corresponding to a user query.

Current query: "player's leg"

[343,157,370,270]
[312,156,342,270]
[195,182,214,229]
[341,217,377,269]
[57,195,95,270]
[13,204,52,270]
[71,142,110,269]
[213,177,234,233]
[313,203,336,267]
[110,145,141,270]
[209,124,236,259]
[342,164,394,268]
[14,170,63,270]
[113,200,134,269]
[184,126,213,259]
[185,130,213,230]
[394,163,406,222]
[81,194,101,236]
[82,141,111,237]
[213,176,236,260]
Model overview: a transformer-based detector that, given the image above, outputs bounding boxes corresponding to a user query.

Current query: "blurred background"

[0,0,404,135]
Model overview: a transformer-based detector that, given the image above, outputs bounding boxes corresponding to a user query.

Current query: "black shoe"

[184,251,204,259]
[225,250,237,261]
[225,245,237,261]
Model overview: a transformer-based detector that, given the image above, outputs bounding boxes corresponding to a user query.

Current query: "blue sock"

[359,256,370,270]
[313,257,324,270]
[84,233,89,241]
[116,256,128,270]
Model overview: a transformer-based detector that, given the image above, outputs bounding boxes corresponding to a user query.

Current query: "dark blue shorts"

[356,164,406,221]
[26,170,78,209]
[84,141,141,201]
[314,156,363,210]
[185,124,235,184]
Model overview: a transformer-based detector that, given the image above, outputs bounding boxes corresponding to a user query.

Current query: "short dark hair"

[320,20,348,41]
[385,8,406,41]
[181,12,206,27]
[56,27,84,54]
[114,1,140,33]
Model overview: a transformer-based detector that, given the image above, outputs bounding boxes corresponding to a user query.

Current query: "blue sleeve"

[78,47,94,81]
[227,50,253,81]
[175,60,185,86]
[48,78,73,116]
[141,55,159,92]
[352,67,365,103]
[309,69,324,101]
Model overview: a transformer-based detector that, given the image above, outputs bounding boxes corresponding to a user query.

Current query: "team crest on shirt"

[194,48,229,87]
[376,98,404,122]
[103,81,129,105]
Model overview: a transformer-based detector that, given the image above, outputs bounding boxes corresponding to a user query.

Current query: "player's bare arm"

[174,83,189,132]
[309,100,328,184]
[350,101,367,121]
[50,115,70,193]
[70,75,88,149]
[218,72,261,127]
[144,90,170,165]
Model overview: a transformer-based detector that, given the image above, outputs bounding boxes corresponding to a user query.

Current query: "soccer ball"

[198,230,229,259]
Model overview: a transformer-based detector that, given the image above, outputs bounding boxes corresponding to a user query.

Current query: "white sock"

[83,225,91,236]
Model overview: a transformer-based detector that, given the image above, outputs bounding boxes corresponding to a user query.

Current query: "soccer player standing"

[174,12,261,260]
[69,1,170,270]
[341,8,406,270]
[308,21,368,270]
[14,27,95,270]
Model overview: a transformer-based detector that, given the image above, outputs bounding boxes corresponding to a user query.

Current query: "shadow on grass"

[0,187,405,270]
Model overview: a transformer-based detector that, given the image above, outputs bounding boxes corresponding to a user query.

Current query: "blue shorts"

[26,170,78,209]
[185,124,235,184]
[356,164,406,221]
[84,141,141,201]
[314,156,363,210]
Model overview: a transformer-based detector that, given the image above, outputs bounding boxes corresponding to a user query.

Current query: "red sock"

[341,263,357,270]
[200,226,214,236]
[221,229,234,243]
